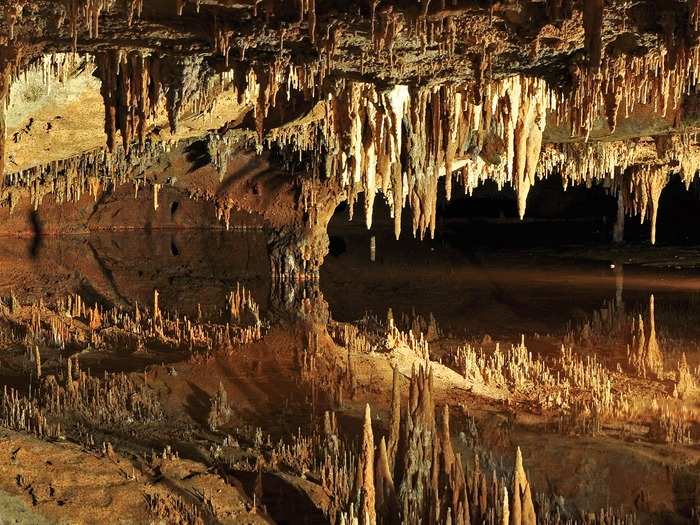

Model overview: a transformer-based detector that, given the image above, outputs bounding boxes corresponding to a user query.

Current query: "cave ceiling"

[0,0,699,257]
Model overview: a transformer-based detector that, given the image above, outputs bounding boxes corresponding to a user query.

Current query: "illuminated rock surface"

[1,2,700,524]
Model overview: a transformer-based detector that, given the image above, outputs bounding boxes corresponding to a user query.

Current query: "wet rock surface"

[2,1,700,524]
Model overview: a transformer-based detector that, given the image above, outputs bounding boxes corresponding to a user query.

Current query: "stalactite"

[540,138,688,244]
[4,1,25,40]
[94,50,220,153]
[558,43,700,140]
[583,0,604,71]
[512,78,547,219]
[299,0,317,44]
[604,73,623,133]
[127,0,143,26]
[85,0,115,38]
[62,0,117,48]
[310,76,554,239]
[0,56,11,184]
[690,0,700,33]
[678,133,700,188]
[626,164,669,245]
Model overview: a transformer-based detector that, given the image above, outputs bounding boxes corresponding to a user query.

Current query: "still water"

[3,229,700,343]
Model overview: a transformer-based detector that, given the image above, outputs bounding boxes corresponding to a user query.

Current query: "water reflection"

[1,231,700,522]
[321,230,700,341]
[0,231,271,319]
[3,231,700,343]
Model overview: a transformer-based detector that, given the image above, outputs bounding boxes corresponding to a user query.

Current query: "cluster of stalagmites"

[449,293,700,443]
[0,365,162,441]
[144,491,206,525]
[0,285,263,440]
[333,299,698,446]
[267,364,638,525]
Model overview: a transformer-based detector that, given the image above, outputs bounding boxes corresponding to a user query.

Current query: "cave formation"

[0,0,697,269]
[0,1,700,524]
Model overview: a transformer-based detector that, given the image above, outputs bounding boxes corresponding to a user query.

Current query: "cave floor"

[0,231,699,523]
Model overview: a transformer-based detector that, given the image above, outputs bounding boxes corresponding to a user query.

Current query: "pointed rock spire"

[358,403,376,525]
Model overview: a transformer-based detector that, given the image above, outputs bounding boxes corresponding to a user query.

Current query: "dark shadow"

[85,240,132,306]
[75,281,115,310]
[185,381,212,427]
[184,140,212,173]
[28,210,43,259]
[328,236,346,257]
[231,469,329,525]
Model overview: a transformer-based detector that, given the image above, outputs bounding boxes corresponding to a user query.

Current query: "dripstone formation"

[1,2,699,263]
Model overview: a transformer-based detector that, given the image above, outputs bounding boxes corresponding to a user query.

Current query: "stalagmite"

[510,447,536,525]
[358,404,376,525]
[32,346,41,379]
[387,365,401,471]
[675,353,695,400]
[374,437,397,519]
[153,289,161,323]
[645,294,663,379]
[153,183,160,212]
[501,486,509,525]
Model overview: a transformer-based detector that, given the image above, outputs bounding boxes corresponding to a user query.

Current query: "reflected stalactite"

[628,294,663,379]
[614,264,624,310]
[613,190,625,244]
